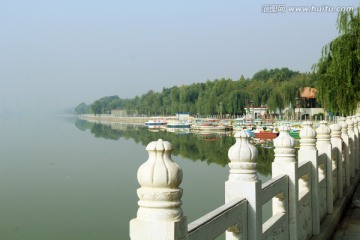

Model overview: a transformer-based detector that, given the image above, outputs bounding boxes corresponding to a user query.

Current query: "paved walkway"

[332,181,360,240]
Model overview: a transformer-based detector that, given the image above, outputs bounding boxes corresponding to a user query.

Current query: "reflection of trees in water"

[256,147,274,176]
[75,119,93,131]
[75,119,273,176]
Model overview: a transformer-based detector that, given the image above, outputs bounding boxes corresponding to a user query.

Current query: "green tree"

[75,102,91,114]
[315,8,360,115]
[83,68,314,117]
[91,100,102,115]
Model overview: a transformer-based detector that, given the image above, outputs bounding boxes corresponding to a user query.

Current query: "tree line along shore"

[75,9,359,118]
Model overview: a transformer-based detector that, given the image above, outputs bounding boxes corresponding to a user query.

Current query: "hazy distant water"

[0,116,272,240]
[0,116,136,239]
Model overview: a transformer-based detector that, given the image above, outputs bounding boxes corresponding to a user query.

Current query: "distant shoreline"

[78,114,151,125]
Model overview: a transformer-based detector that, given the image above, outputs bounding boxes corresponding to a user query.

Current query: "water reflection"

[74,119,274,176]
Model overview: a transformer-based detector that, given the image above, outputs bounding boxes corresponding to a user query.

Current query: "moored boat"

[253,131,279,140]
[191,119,226,131]
[145,117,167,126]
[245,129,255,138]
[289,129,300,139]
[166,120,191,129]
[251,126,279,140]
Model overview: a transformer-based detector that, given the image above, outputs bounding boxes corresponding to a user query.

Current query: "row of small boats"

[145,118,231,132]
[145,117,301,140]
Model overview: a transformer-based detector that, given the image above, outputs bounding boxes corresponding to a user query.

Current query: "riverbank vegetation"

[315,8,359,115]
[75,68,315,116]
[76,8,360,117]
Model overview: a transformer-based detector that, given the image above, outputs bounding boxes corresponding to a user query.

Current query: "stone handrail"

[130,115,360,240]
[188,198,247,240]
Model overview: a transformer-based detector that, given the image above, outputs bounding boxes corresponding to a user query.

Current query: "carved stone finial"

[228,130,258,181]
[339,117,348,135]
[352,115,358,128]
[346,116,354,132]
[299,121,316,150]
[356,114,360,126]
[316,121,331,144]
[273,125,296,163]
[136,139,183,221]
[330,123,341,139]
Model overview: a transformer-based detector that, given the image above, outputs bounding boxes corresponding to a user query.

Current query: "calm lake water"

[0,115,273,240]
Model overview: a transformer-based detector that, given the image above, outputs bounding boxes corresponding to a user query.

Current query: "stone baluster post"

[316,121,333,214]
[226,130,260,240]
[330,123,343,199]
[346,116,355,178]
[130,139,188,240]
[339,117,350,187]
[352,115,359,170]
[272,125,298,240]
[298,121,320,235]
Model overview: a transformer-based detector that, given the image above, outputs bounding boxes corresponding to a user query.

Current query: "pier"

[129,116,360,240]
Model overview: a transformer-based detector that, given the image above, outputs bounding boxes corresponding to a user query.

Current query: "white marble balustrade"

[130,115,360,240]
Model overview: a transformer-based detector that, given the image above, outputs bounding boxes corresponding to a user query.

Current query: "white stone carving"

[298,194,312,240]
[316,121,331,144]
[357,114,360,131]
[352,115,358,128]
[228,130,259,182]
[339,117,350,187]
[346,116,355,177]
[316,121,334,214]
[319,180,327,221]
[130,139,188,240]
[226,130,262,240]
[136,139,183,220]
[273,125,296,163]
[339,117,348,134]
[330,123,342,200]
[346,116,354,133]
[330,123,341,139]
[272,125,298,240]
[300,121,316,150]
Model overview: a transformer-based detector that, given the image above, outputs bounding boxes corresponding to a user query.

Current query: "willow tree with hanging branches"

[315,8,360,115]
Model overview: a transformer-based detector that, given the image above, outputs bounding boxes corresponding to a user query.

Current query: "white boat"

[145,117,167,126]
[191,119,226,131]
[166,120,191,129]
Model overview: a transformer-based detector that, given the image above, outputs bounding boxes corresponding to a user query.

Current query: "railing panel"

[346,117,355,178]
[261,175,289,240]
[298,161,312,240]
[298,161,311,202]
[188,198,247,240]
[340,117,350,187]
[298,191,312,240]
[330,123,343,200]
[332,147,338,202]
[318,154,327,222]
[298,121,320,236]
[298,161,311,182]
[261,175,288,205]
[319,173,327,222]
[262,213,288,240]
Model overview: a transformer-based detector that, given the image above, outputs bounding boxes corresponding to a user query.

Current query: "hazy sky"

[0,0,359,114]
